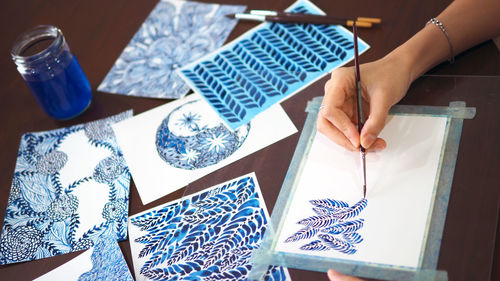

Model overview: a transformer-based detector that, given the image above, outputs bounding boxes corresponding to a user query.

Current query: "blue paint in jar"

[11,25,92,120]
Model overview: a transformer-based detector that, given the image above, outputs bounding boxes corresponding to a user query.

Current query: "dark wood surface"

[0,1,498,280]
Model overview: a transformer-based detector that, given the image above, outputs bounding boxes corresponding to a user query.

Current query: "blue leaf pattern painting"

[285,198,367,255]
[129,174,290,281]
[156,99,250,170]
[0,111,132,265]
[98,0,246,99]
[178,0,369,129]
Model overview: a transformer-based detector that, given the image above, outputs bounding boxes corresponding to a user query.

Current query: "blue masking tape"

[248,97,475,281]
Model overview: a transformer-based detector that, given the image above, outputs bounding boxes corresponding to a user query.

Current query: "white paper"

[113,94,297,204]
[33,250,93,281]
[275,115,448,268]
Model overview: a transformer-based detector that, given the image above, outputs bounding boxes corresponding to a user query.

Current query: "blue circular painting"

[156,99,250,170]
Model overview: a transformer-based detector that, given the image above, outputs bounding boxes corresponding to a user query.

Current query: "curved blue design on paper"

[130,175,288,281]
[285,198,367,255]
[78,237,134,281]
[0,111,132,265]
[156,99,250,170]
[98,0,246,99]
[179,0,369,129]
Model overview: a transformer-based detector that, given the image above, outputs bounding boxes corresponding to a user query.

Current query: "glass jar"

[11,25,91,120]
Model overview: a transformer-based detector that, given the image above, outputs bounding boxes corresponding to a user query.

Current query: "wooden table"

[0,1,498,280]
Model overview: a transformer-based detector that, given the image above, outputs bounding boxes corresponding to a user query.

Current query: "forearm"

[384,0,500,82]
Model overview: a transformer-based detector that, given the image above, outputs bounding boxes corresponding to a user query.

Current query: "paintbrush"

[225,11,380,28]
[352,22,367,198]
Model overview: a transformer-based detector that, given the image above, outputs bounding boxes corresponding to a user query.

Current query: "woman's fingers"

[319,106,359,148]
[317,113,357,151]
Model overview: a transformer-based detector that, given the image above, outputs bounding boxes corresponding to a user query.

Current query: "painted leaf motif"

[318,234,356,254]
[333,199,367,220]
[284,227,318,243]
[297,215,339,228]
[299,240,330,251]
[321,219,365,235]
[309,198,348,210]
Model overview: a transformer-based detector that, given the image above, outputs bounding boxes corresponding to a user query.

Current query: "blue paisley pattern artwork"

[0,111,132,265]
[156,99,250,169]
[98,0,246,99]
[129,174,290,281]
[284,198,367,255]
[179,0,370,129]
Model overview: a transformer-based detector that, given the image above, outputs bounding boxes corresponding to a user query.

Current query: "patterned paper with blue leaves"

[98,0,246,99]
[34,237,134,281]
[178,0,370,129]
[284,198,367,254]
[0,111,132,265]
[128,173,290,281]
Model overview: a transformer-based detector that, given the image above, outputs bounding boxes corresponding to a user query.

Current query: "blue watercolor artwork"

[156,99,250,170]
[128,174,290,281]
[0,111,132,265]
[34,236,134,281]
[98,0,246,99]
[78,237,134,281]
[178,0,370,129]
[284,198,367,255]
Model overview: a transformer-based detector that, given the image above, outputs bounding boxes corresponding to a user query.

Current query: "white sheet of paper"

[33,250,93,281]
[113,94,297,204]
[275,115,448,268]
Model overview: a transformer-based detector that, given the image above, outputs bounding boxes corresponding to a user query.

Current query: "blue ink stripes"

[179,0,369,129]
[285,198,367,255]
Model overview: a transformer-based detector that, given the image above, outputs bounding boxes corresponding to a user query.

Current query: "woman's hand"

[317,55,412,151]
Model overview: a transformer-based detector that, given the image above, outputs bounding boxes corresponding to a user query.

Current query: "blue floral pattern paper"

[0,111,132,265]
[178,0,370,129]
[34,237,134,281]
[128,173,291,281]
[98,0,246,99]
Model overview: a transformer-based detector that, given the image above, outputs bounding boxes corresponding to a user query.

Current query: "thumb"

[327,270,364,281]
[360,105,388,149]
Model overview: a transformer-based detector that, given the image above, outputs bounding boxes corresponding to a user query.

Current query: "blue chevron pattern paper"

[178,0,369,129]
[0,112,132,265]
[128,173,291,281]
